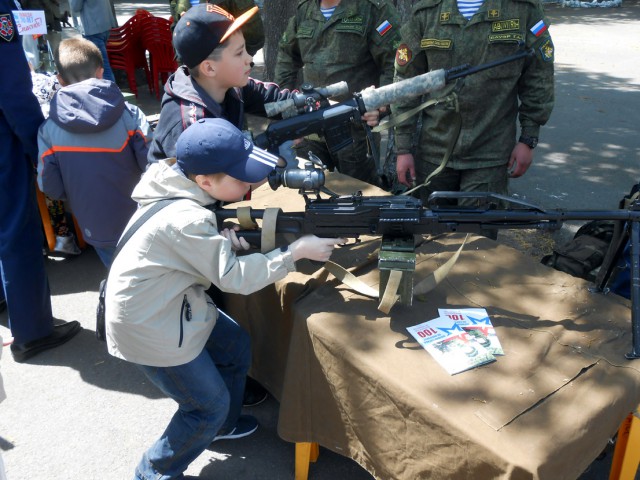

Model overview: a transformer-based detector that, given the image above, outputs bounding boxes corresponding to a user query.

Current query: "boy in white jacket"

[105,117,344,479]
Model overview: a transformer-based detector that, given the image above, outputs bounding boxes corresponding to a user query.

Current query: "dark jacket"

[148,66,292,163]
[37,79,150,248]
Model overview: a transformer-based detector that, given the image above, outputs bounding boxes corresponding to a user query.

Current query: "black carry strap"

[96,198,180,342]
[112,198,179,262]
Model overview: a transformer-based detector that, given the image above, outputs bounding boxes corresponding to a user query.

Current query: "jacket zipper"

[178,294,191,347]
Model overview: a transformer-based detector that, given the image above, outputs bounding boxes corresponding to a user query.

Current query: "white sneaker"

[54,235,81,255]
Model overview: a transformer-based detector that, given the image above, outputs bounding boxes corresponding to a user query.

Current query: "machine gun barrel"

[214,189,640,358]
[215,193,640,244]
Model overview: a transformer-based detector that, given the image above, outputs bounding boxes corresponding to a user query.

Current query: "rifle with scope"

[256,47,535,156]
[215,162,640,359]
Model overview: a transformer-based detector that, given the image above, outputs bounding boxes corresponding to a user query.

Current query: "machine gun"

[256,47,535,155]
[215,163,640,359]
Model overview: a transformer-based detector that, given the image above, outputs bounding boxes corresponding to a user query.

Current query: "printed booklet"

[438,308,505,356]
[407,316,496,375]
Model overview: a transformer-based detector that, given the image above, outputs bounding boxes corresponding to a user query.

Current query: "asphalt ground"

[1,1,639,479]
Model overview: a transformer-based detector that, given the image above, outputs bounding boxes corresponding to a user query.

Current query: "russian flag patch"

[376,20,392,36]
[530,20,548,37]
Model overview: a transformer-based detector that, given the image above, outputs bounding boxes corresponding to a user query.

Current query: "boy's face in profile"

[196,173,253,203]
[209,31,253,89]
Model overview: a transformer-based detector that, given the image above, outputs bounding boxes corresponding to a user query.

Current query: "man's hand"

[508,143,534,178]
[362,109,380,127]
[396,153,416,187]
[289,235,346,262]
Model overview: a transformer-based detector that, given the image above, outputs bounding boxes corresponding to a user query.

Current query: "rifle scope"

[267,163,325,192]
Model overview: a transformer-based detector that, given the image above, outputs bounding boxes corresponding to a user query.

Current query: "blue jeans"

[134,310,251,479]
[84,31,116,82]
[94,246,116,269]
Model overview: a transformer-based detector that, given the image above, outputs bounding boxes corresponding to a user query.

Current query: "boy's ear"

[95,67,104,79]
[57,73,67,87]
[198,59,216,78]
[195,174,213,189]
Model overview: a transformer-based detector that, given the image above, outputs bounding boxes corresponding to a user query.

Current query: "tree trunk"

[393,0,417,21]
[261,0,296,81]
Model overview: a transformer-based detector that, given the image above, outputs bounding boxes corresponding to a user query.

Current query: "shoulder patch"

[538,38,554,62]
[0,13,15,42]
[395,43,413,66]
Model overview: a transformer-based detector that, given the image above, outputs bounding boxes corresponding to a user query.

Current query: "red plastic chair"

[106,13,153,97]
[140,16,178,99]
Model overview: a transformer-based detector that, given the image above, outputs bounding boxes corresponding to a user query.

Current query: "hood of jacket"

[49,78,125,134]
[132,160,220,208]
[162,66,208,110]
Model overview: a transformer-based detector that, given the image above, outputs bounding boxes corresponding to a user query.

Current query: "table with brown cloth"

[224,174,640,479]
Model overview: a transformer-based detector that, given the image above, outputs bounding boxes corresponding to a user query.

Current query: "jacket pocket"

[178,294,192,348]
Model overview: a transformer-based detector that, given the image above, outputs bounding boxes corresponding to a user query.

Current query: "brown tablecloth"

[226,176,640,480]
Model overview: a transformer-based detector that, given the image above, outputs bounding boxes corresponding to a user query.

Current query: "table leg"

[609,410,640,480]
[295,442,319,480]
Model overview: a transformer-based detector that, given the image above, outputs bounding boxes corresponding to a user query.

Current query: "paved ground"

[1,1,639,479]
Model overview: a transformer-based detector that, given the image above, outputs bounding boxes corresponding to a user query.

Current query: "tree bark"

[393,0,416,21]
[261,0,296,81]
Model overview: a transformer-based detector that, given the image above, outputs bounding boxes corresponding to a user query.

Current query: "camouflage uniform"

[393,0,554,204]
[275,0,401,186]
[169,0,264,56]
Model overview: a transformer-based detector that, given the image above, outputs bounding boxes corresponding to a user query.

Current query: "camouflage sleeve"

[367,0,402,88]
[517,0,554,139]
[228,0,265,56]
[391,15,429,155]
[274,16,302,91]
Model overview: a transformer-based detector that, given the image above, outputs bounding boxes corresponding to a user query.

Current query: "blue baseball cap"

[176,118,279,183]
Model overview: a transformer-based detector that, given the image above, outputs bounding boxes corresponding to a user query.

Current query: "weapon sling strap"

[113,198,180,260]
[370,92,461,196]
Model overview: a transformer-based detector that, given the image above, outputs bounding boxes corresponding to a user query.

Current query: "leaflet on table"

[406,316,496,375]
[438,308,504,356]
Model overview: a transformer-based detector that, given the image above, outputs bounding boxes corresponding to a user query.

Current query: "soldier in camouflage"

[275,0,401,187]
[392,0,554,219]
[169,0,264,55]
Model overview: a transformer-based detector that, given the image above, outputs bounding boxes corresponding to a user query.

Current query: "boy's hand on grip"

[289,235,346,263]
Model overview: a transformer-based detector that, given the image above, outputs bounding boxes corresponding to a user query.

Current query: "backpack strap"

[112,198,180,263]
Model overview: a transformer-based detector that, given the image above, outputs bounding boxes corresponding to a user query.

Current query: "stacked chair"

[140,16,178,99]
[106,10,154,97]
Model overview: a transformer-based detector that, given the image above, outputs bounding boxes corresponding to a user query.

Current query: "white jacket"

[105,161,296,367]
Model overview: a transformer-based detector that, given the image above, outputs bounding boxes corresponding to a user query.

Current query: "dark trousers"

[0,113,54,343]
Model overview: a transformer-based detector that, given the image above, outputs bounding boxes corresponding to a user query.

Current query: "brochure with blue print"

[407,316,496,375]
[438,308,505,356]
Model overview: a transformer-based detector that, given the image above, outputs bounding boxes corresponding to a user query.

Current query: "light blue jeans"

[133,310,251,479]
[84,31,116,82]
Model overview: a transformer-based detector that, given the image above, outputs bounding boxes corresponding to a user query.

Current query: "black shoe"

[10,321,81,363]
[243,376,268,407]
